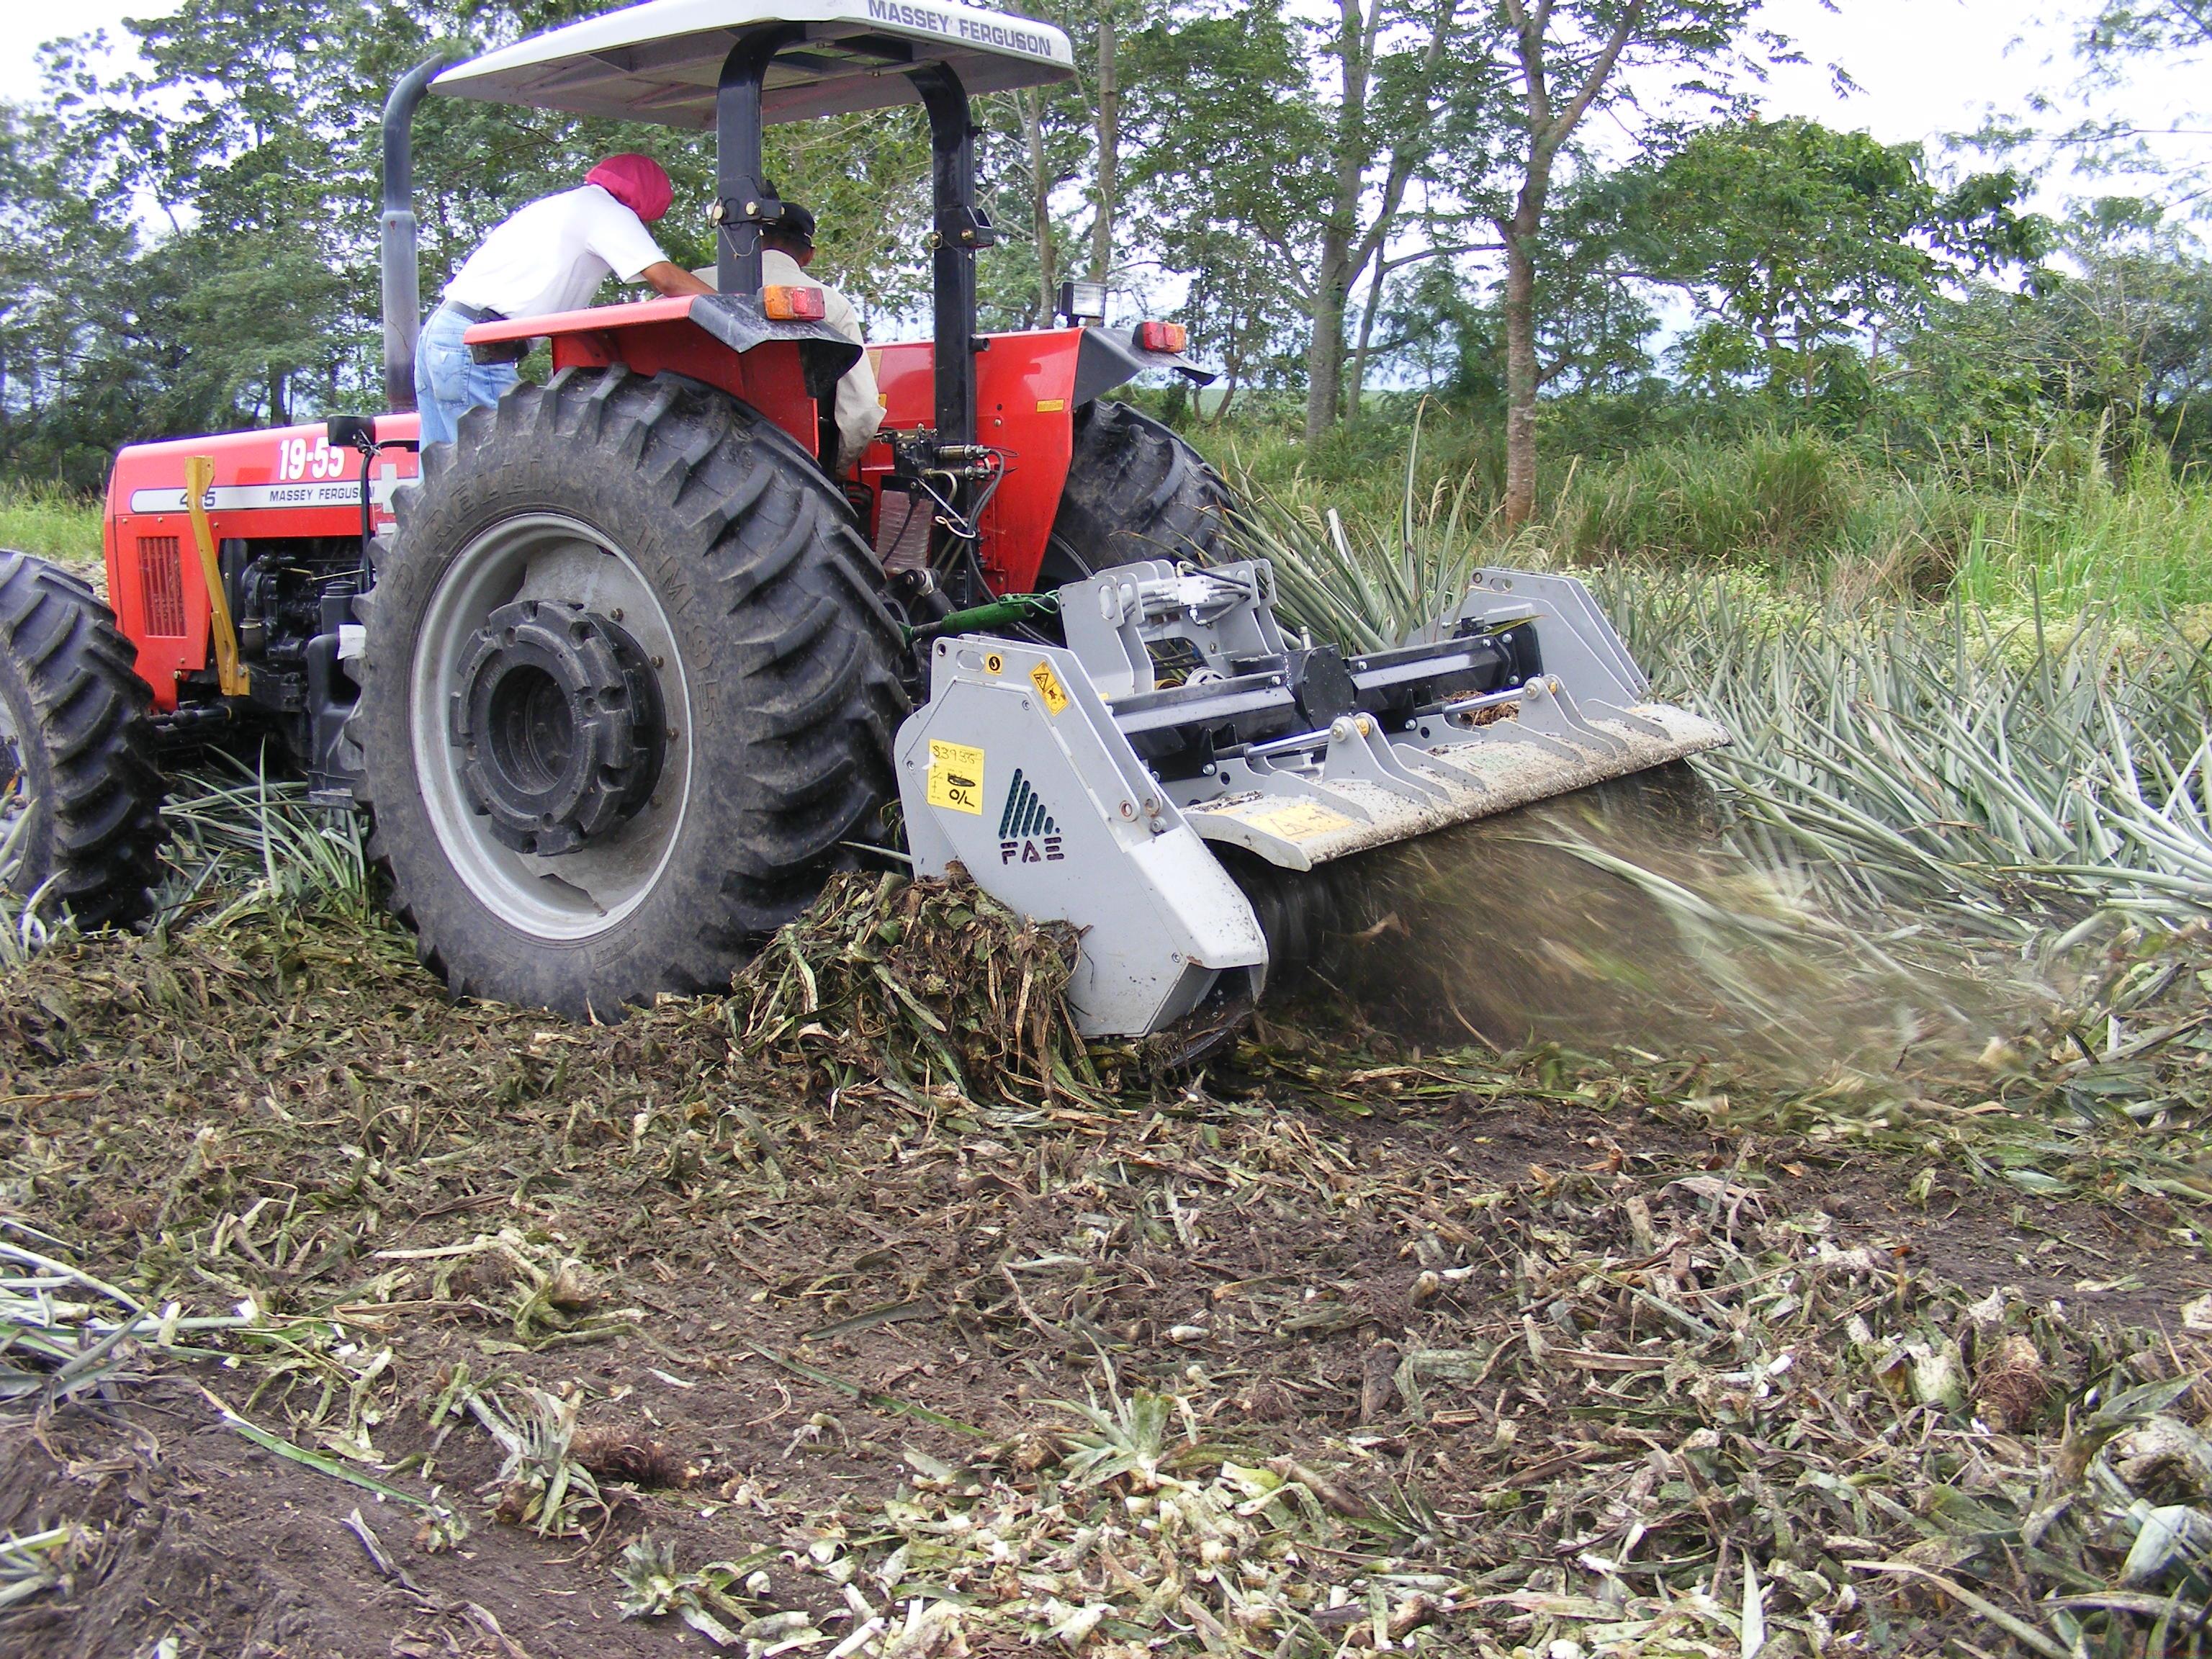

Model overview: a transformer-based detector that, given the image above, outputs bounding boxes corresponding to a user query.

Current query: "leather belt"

[441,300,508,325]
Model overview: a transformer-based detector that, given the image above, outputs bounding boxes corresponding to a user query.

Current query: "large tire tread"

[0,552,166,928]
[1040,399,1241,586]
[361,367,908,1015]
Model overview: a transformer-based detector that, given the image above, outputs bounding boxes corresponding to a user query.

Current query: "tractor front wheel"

[356,368,908,1018]
[0,552,166,928]
[1037,399,1240,586]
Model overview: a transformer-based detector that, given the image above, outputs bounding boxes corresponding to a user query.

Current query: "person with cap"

[414,153,714,446]
[698,196,883,472]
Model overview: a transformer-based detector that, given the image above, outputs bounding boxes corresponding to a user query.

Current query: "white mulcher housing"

[900,563,1727,1036]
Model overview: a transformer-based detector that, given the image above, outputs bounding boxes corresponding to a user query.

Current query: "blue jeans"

[414,304,520,446]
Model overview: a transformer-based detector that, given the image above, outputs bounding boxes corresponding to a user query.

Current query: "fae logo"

[997,768,1066,864]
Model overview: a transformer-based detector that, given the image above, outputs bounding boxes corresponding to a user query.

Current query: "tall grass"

[1195,410,2212,617]
[1241,414,1488,652]
[1550,429,1858,575]
[157,763,370,924]
[2,421,2209,955]
[0,757,367,959]
[1236,453,2212,934]
[1601,572,2212,931]
[0,482,102,568]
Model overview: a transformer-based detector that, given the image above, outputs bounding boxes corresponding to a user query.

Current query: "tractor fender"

[1071,324,1215,408]
[464,294,857,462]
[683,294,861,402]
[465,292,857,372]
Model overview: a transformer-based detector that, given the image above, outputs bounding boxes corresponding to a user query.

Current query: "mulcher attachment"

[894,559,1728,1037]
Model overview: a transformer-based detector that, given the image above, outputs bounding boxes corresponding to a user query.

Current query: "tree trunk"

[1301,0,1449,446]
[1303,0,1372,446]
[1346,263,1393,423]
[1303,240,1351,444]
[1501,230,1539,529]
[1023,89,1055,323]
[1091,5,1117,285]
[1497,0,1646,532]
[1206,369,1240,425]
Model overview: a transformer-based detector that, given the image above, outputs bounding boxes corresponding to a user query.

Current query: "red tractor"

[1,0,1720,1036]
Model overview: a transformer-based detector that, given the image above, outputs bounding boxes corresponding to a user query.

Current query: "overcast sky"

[2,0,2205,209]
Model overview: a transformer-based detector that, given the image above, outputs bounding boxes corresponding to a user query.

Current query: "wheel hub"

[451,599,665,855]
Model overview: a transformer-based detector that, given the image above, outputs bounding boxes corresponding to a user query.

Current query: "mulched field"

[1,902,2207,1658]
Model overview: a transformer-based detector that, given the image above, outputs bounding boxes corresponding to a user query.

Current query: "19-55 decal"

[127,433,398,514]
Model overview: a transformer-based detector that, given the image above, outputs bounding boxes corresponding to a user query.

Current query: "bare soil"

[0,912,2201,1658]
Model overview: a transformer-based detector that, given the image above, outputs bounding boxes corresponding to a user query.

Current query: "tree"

[1901,202,2212,459]
[1473,0,1763,529]
[2084,0,2212,54]
[1611,119,2044,413]
[0,101,173,486]
[1984,2,2212,225]
[1128,0,1487,444]
[1173,227,1308,418]
[11,0,936,465]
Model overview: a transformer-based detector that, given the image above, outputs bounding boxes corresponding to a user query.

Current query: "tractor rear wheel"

[356,368,908,1019]
[1036,399,1239,586]
[0,551,166,927]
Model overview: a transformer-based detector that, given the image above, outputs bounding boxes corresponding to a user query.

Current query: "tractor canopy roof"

[431,0,1075,127]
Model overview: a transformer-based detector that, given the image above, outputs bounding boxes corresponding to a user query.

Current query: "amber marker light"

[763,285,829,322]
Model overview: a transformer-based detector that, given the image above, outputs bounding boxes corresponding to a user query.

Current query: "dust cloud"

[1259,766,2051,1087]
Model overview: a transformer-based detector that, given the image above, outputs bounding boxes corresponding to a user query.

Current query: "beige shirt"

[695,249,884,471]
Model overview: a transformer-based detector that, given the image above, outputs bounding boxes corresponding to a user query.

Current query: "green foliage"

[1604,118,2045,408]
[1123,0,1328,359]
[1551,428,1858,569]
[0,484,101,565]
[0,102,174,487]
[1197,399,2212,616]
[2085,0,2212,55]
[3,0,940,482]
[1897,206,2212,459]
[0,0,2200,555]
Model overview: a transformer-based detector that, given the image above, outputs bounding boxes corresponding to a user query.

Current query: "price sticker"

[926,739,985,814]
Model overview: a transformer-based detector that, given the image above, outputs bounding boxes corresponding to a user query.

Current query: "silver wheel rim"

[411,513,693,942]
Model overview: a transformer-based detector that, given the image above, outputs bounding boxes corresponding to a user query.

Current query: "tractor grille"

[135,536,187,637]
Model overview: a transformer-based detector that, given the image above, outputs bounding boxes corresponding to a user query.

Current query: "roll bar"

[912,62,989,454]
[379,32,992,461]
[710,28,991,457]
[381,54,452,412]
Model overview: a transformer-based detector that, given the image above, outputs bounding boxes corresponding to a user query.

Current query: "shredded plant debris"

[737,866,1093,1107]
[5,554,2212,1654]
[0,895,2206,1656]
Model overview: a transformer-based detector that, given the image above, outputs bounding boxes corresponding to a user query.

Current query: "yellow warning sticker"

[983,651,1005,675]
[1244,800,1357,840]
[925,739,985,814]
[1029,660,1069,715]
[1036,398,1066,413]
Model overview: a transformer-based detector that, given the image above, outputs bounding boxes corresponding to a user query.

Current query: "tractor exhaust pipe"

[381,55,451,413]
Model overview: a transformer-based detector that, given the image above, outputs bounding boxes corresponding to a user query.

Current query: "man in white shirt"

[414,153,714,446]
[697,199,884,472]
